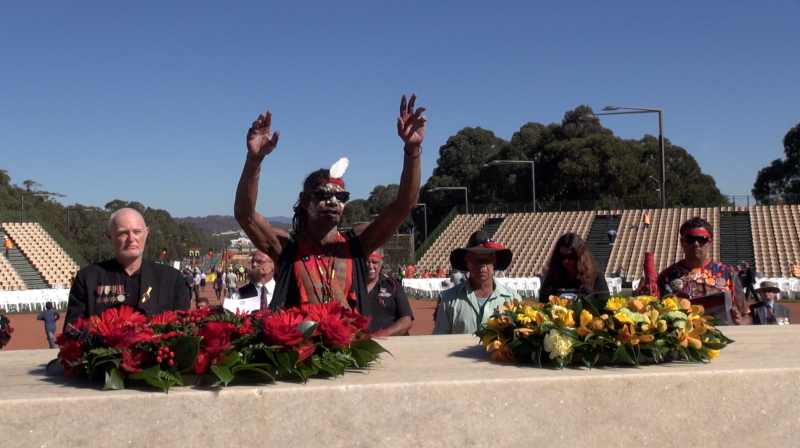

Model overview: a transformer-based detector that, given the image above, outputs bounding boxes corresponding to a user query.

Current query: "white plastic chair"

[631,279,641,291]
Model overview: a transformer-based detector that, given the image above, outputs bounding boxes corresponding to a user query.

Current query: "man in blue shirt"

[36,301,60,349]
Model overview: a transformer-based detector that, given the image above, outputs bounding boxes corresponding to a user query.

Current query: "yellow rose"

[558,310,576,328]
[707,349,720,359]
[487,315,511,331]
[656,320,668,332]
[660,298,678,311]
[614,312,634,325]
[605,297,627,311]
[637,296,658,306]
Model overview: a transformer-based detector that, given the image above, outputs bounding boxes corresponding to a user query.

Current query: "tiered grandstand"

[0,249,26,291]
[412,205,800,282]
[1,222,81,290]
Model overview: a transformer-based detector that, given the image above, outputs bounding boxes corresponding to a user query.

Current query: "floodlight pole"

[599,106,665,209]
[482,160,536,212]
[416,203,428,240]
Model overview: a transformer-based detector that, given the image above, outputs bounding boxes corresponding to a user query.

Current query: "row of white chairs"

[754,278,800,300]
[401,277,543,299]
[0,289,69,313]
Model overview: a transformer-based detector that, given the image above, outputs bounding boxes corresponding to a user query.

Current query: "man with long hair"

[234,94,424,313]
[539,233,610,303]
[656,217,749,325]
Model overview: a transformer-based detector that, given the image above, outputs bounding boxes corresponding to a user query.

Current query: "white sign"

[173,261,180,270]
[222,296,261,314]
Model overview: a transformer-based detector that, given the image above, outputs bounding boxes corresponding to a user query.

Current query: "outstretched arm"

[356,94,425,255]
[234,110,291,262]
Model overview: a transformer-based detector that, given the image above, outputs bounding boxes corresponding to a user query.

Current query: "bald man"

[64,208,190,329]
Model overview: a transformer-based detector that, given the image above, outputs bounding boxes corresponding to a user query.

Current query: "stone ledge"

[2,326,799,447]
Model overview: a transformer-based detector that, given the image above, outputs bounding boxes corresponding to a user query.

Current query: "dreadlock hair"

[293,168,332,234]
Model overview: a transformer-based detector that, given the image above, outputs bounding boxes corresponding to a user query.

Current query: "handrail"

[409,205,460,264]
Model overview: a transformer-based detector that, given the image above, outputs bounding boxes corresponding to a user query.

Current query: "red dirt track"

[1,287,438,351]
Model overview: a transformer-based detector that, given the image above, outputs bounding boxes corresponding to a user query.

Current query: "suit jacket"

[237,279,275,307]
[64,258,190,330]
[749,301,792,325]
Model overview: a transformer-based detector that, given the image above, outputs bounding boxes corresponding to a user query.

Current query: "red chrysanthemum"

[120,349,148,373]
[150,311,179,325]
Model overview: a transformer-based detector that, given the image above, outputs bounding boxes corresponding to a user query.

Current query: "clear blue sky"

[1,2,798,218]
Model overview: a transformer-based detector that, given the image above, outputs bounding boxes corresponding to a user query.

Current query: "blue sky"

[1,2,798,218]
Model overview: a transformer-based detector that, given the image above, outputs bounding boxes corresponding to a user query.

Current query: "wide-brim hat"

[449,230,512,272]
[754,281,780,294]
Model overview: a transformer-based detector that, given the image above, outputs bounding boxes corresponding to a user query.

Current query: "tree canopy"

[413,106,728,242]
[0,172,221,265]
[752,120,800,202]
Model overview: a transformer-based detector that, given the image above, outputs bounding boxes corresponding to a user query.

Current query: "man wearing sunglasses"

[656,217,750,325]
[235,94,424,315]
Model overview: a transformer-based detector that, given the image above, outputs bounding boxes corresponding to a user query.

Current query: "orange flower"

[615,324,655,346]
[548,295,572,307]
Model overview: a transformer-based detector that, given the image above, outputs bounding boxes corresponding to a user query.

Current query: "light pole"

[646,176,661,203]
[481,160,536,212]
[599,106,666,209]
[21,191,66,213]
[416,203,427,240]
[427,187,469,215]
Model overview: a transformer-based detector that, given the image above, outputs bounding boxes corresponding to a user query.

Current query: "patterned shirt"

[656,259,744,310]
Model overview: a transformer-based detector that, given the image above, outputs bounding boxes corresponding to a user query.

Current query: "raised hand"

[247,110,280,157]
[397,94,426,149]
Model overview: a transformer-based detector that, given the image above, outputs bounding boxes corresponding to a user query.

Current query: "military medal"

[96,285,104,304]
[142,286,152,303]
[103,285,112,304]
[116,285,125,303]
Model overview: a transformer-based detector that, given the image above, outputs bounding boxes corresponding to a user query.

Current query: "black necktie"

[260,285,268,309]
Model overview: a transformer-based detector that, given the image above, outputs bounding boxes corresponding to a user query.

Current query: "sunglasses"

[556,252,577,261]
[683,235,710,246]
[306,189,350,203]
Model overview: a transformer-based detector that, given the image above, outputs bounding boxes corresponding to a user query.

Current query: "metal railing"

[0,211,89,267]
[409,205,460,264]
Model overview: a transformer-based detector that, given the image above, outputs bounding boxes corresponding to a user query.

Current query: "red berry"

[167,359,174,366]
[169,352,175,359]
[156,357,162,363]
[190,323,196,328]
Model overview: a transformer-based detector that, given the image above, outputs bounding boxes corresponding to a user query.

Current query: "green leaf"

[217,350,241,370]
[615,345,635,365]
[702,341,727,350]
[172,336,201,372]
[93,358,121,368]
[129,365,160,381]
[232,366,276,381]
[298,322,319,342]
[275,351,300,373]
[582,350,599,369]
[210,365,234,386]
[103,366,125,391]
[350,338,389,356]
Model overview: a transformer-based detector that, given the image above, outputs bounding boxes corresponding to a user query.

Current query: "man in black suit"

[750,281,792,325]
[233,250,275,310]
[64,208,190,329]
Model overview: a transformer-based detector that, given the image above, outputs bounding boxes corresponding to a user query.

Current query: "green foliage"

[414,106,729,237]
[752,120,800,203]
[0,170,224,264]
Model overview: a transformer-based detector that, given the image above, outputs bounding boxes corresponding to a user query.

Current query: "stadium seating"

[750,205,800,278]
[2,222,80,288]
[493,211,594,278]
[411,205,800,288]
[0,254,26,291]
[415,214,505,272]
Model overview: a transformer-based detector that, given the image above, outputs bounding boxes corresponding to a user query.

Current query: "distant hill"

[175,215,292,235]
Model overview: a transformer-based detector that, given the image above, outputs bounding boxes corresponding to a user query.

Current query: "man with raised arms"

[234,94,425,316]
